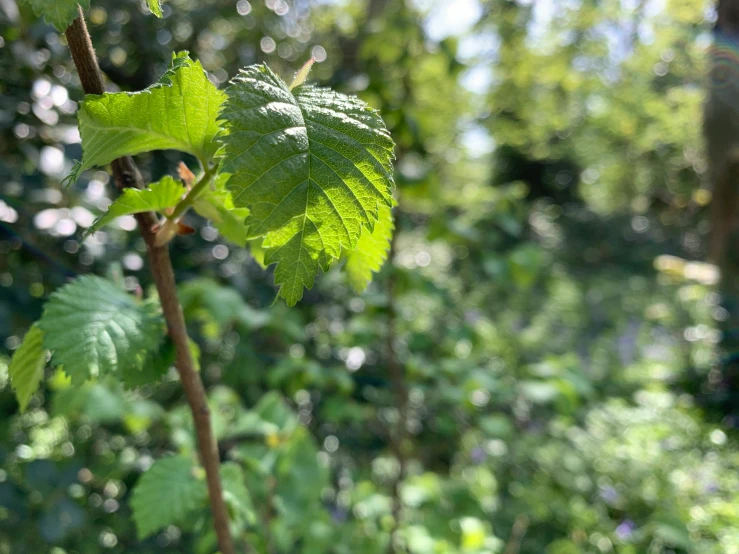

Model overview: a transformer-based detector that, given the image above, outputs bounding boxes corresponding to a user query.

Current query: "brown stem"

[64,9,237,554]
[385,230,408,554]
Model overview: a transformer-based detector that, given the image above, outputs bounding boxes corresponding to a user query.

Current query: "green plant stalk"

[154,163,219,246]
[64,8,238,554]
[170,161,220,221]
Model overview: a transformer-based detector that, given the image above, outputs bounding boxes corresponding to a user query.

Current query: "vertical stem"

[385,230,408,554]
[64,10,237,554]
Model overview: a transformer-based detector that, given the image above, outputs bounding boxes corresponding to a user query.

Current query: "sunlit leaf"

[87,176,185,235]
[219,63,395,305]
[8,324,46,411]
[344,203,394,292]
[23,0,90,31]
[67,52,225,185]
[192,174,250,246]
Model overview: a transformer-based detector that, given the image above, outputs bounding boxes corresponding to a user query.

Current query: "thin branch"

[169,161,220,221]
[64,9,238,554]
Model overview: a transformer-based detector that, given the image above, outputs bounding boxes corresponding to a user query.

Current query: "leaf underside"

[345,203,394,292]
[88,175,185,234]
[67,52,225,186]
[130,455,207,539]
[8,324,46,411]
[24,0,91,32]
[38,275,166,384]
[219,64,395,305]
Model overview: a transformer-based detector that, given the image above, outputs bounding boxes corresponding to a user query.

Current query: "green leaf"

[147,0,163,17]
[219,64,395,305]
[220,462,255,525]
[189,338,201,372]
[23,0,90,32]
[122,337,175,389]
[192,174,250,246]
[87,175,185,235]
[248,239,267,268]
[8,324,46,411]
[67,52,225,185]
[344,203,394,292]
[180,277,269,338]
[289,57,315,90]
[130,455,207,539]
[38,275,166,384]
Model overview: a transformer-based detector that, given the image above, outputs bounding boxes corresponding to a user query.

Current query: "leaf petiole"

[154,162,220,246]
[170,162,221,221]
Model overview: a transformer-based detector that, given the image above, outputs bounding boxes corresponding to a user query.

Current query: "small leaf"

[147,0,163,17]
[289,57,315,90]
[23,0,90,32]
[249,239,267,269]
[192,174,250,246]
[8,324,46,411]
[87,176,185,235]
[220,462,255,525]
[38,275,166,384]
[345,203,394,292]
[130,455,207,539]
[219,64,395,305]
[67,52,225,186]
[189,338,201,372]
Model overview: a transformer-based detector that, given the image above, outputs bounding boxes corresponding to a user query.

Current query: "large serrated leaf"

[38,276,166,384]
[8,324,46,411]
[23,0,90,32]
[87,175,185,235]
[67,52,225,185]
[345,203,394,292]
[219,63,395,305]
[130,455,207,539]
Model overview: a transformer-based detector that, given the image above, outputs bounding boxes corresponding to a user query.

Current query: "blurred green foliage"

[0,0,737,553]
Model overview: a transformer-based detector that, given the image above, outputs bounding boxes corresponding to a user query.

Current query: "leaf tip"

[147,0,164,17]
[289,57,316,90]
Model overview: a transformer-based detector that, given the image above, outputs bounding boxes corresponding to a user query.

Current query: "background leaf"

[38,276,166,384]
[130,455,207,539]
[8,324,46,411]
[220,462,255,525]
